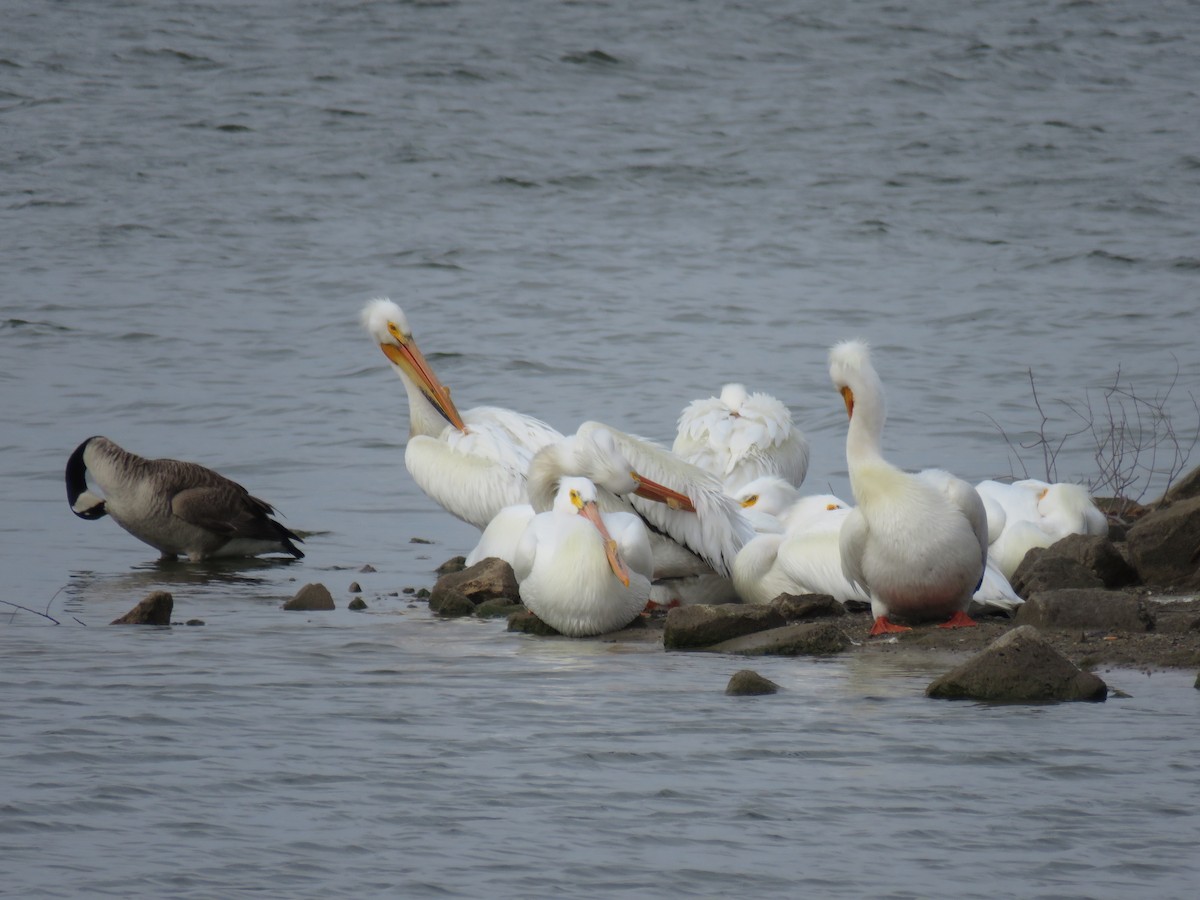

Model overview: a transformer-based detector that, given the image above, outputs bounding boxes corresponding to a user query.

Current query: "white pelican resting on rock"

[673,383,810,492]
[513,476,654,637]
[732,493,873,606]
[829,340,987,635]
[466,427,694,568]
[362,298,564,529]
[66,436,303,561]
[976,478,1109,579]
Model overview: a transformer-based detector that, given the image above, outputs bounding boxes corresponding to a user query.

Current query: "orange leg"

[937,611,978,629]
[642,598,681,614]
[869,616,912,636]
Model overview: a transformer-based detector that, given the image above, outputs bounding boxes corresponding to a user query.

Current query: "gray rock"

[710,622,852,656]
[507,608,561,636]
[348,581,362,593]
[1047,534,1140,588]
[430,557,520,608]
[429,588,475,617]
[1159,463,1200,504]
[725,670,780,696]
[436,555,468,576]
[1011,552,1103,597]
[185,619,204,626]
[1015,589,1155,632]
[348,597,368,611]
[475,597,521,619]
[926,625,1108,702]
[111,590,173,625]
[770,593,846,621]
[359,564,377,573]
[283,583,335,611]
[663,604,787,650]
[1125,495,1200,589]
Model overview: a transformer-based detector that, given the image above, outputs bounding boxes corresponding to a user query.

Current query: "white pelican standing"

[362,298,564,529]
[673,383,810,492]
[66,436,303,561]
[829,340,987,635]
[466,427,694,568]
[975,478,1109,579]
[513,476,654,637]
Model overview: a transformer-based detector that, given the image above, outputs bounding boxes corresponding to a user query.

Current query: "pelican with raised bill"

[513,476,654,637]
[829,340,987,636]
[362,298,564,530]
[66,436,304,562]
[673,383,810,493]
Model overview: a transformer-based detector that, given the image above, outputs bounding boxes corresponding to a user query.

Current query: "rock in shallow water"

[111,590,173,625]
[283,583,335,611]
[926,625,1107,703]
[709,622,852,657]
[725,670,780,696]
[663,604,786,650]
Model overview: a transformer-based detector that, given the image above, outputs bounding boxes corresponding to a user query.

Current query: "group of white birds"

[63,297,1108,639]
[359,298,1110,637]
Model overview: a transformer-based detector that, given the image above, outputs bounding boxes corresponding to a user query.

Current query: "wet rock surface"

[663,604,787,650]
[283,583,335,611]
[430,557,520,614]
[725,670,780,696]
[111,590,173,625]
[709,622,852,657]
[926,625,1108,702]
[1016,589,1156,632]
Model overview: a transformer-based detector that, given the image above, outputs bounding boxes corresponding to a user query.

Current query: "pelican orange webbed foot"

[869,616,913,636]
[937,611,978,629]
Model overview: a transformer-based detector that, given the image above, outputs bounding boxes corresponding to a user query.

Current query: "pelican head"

[718,383,749,413]
[828,338,883,422]
[361,297,467,431]
[734,475,801,516]
[558,476,631,586]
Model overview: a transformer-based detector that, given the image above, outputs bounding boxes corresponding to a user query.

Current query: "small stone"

[283,583,335,611]
[507,608,561,636]
[348,598,368,611]
[436,556,467,576]
[359,564,377,573]
[475,597,521,618]
[403,587,416,594]
[186,619,205,626]
[348,581,362,593]
[416,588,430,598]
[926,625,1108,703]
[410,537,434,544]
[111,591,173,625]
[725,670,780,696]
[429,588,474,617]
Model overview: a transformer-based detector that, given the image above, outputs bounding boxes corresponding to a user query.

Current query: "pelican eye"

[741,495,758,508]
[387,322,406,341]
[569,489,582,507]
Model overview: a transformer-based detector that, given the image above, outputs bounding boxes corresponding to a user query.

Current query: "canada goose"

[66,436,303,561]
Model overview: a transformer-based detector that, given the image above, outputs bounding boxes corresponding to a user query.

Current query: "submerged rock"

[663,604,786,650]
[429,588,474,617]
[725,670,780,696]
[436,555,468,576]
[926,625,1108,702]
[283,583,335,611]
[507,608,561,636]
[474,597,521,619]
[111,590,173,625]
[348,597,368,611]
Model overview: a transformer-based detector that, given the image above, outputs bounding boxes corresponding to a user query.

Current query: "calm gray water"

[4,1,1200,896]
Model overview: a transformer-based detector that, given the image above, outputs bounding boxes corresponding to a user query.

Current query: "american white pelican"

[829,340,987,635]
[673,383,810,492]
[574,420,756,581]
[66,436,303,561]
[466,427,694,568]
[975,478,1108,579]
[362,298,564,529]
[513,476,654,637]
[732,492,873,606]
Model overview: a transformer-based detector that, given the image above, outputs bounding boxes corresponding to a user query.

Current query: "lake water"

[3,1,1199,896]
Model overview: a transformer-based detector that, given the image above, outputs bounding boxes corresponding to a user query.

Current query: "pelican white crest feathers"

[65,436,303,562]
[362,298,564,529]
[829,340,986,635]
[512,476,654,637]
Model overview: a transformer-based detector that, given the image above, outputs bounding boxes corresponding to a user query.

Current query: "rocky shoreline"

[420,466,1200,698]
